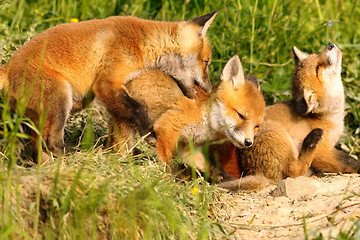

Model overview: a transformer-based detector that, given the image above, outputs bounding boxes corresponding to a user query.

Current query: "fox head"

[156,11,218,98]
[292,43,343,115]
[210,55,265,148]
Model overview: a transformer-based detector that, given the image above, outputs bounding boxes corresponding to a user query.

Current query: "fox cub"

[216,43,360,191]
[0,11,218,160]
[124,55,265,165]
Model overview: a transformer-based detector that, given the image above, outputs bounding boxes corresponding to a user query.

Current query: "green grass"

[0,0,359,239]
[0,149,229,239]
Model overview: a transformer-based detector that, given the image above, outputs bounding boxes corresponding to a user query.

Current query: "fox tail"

[217,174,270,192]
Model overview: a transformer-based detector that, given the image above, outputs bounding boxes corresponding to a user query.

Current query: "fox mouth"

[232,141,252,149]
[194,78,212,93]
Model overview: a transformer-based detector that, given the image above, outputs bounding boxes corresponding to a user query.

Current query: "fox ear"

[221,55,245,89]
[292,46,309,64]
[246,74,260,90]
[190,10,219,37]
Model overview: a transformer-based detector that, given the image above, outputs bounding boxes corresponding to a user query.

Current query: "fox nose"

[327,43,335,51]
[244,138,253,147]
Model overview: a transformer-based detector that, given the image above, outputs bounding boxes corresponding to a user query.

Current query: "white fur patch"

[181,108,210,144]
[322,44,345,144]
[210,101,246,146]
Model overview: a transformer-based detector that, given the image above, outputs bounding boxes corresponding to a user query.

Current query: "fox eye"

[254,125,260,132]
[315,65,319,77]
[237,112,246,120]
[204,60,209,66]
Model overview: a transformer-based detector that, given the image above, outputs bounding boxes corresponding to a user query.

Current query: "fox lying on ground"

[124,55,265,166]
[0,11,218,160]
[215,43,360,191]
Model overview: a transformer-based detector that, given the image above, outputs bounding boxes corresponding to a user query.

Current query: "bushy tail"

[0,65,8,90]
[217,174,270,192]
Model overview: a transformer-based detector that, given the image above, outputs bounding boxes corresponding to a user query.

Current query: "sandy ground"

[215,174,360,239]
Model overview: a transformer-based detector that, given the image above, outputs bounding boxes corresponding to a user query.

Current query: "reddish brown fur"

[0,13,218,159]
[214,44,359,192]
[125,56,265,165]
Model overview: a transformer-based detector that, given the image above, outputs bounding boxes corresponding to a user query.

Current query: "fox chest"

[179,114,209,145]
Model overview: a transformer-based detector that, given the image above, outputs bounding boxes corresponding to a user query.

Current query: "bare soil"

[215,174,360,239]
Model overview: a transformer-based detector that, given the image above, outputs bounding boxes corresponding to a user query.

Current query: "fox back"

[0,12,218,159]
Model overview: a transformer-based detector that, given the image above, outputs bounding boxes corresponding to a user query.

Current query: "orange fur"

[0,12,218,160]
[125,56,265,165]
[215,44,359,191]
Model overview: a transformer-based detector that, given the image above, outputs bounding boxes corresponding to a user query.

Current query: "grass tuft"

[0,0,359,238]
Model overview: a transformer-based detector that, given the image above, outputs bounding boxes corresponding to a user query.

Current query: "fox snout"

[244,138,253,147]
[195,75,212,94]
[325,43,342,65]
[327,43,335,51]
[232,136,254,149]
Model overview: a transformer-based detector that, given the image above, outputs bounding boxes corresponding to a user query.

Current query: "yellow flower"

[191,186,199,195]
[34,9,39,13]
[70,18,79,23]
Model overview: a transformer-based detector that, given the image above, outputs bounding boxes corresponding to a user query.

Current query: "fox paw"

[303,128,324,149]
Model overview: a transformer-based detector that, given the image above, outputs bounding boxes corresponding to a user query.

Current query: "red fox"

[124,55,265,165]
[215,43,360,191]
[0,11,218,160]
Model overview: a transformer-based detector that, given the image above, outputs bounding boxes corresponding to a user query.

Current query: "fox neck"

[324,80,345,142]
[182,95,225,145]
[320,70,344,121]
[141,23,182,66]
[308,72,345,143]
[207,97,231,141]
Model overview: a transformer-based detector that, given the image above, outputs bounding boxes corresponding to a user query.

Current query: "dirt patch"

[216,174,360,239]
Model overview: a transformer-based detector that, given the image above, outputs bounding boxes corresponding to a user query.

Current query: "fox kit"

[125,55,265,165]
[0,11,218,159]
[216,43,360,191]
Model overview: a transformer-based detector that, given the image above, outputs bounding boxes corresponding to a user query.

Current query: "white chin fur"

[327,44,342,73]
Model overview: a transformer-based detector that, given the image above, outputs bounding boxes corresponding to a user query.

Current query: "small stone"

[270,176,319,200]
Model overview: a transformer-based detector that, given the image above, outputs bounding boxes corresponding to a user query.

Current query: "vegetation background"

[0,0,359,239]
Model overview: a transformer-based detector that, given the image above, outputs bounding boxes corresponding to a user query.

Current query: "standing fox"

[0,11,218,159]
[124,55,265,165]
[216,43,360,191]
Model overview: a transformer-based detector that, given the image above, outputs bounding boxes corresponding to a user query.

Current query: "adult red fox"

[216,43,360,191]
[0,11,218,160]
[125,55,265,165]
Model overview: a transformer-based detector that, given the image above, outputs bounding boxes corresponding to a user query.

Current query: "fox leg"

[154,126,180,164]
[93,70,151,154]
[25,77,72,161]
[153,115,182,164]
[108,117,136,153]
[311,146,360,173]
[108,90,151,154]
[210,142,241,179]
[286,128,324,177]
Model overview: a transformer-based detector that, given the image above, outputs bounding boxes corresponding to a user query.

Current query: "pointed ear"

[221,55,245,89]
[190,10,219,37]
[246,74,260,90]
[292,46,309,64]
